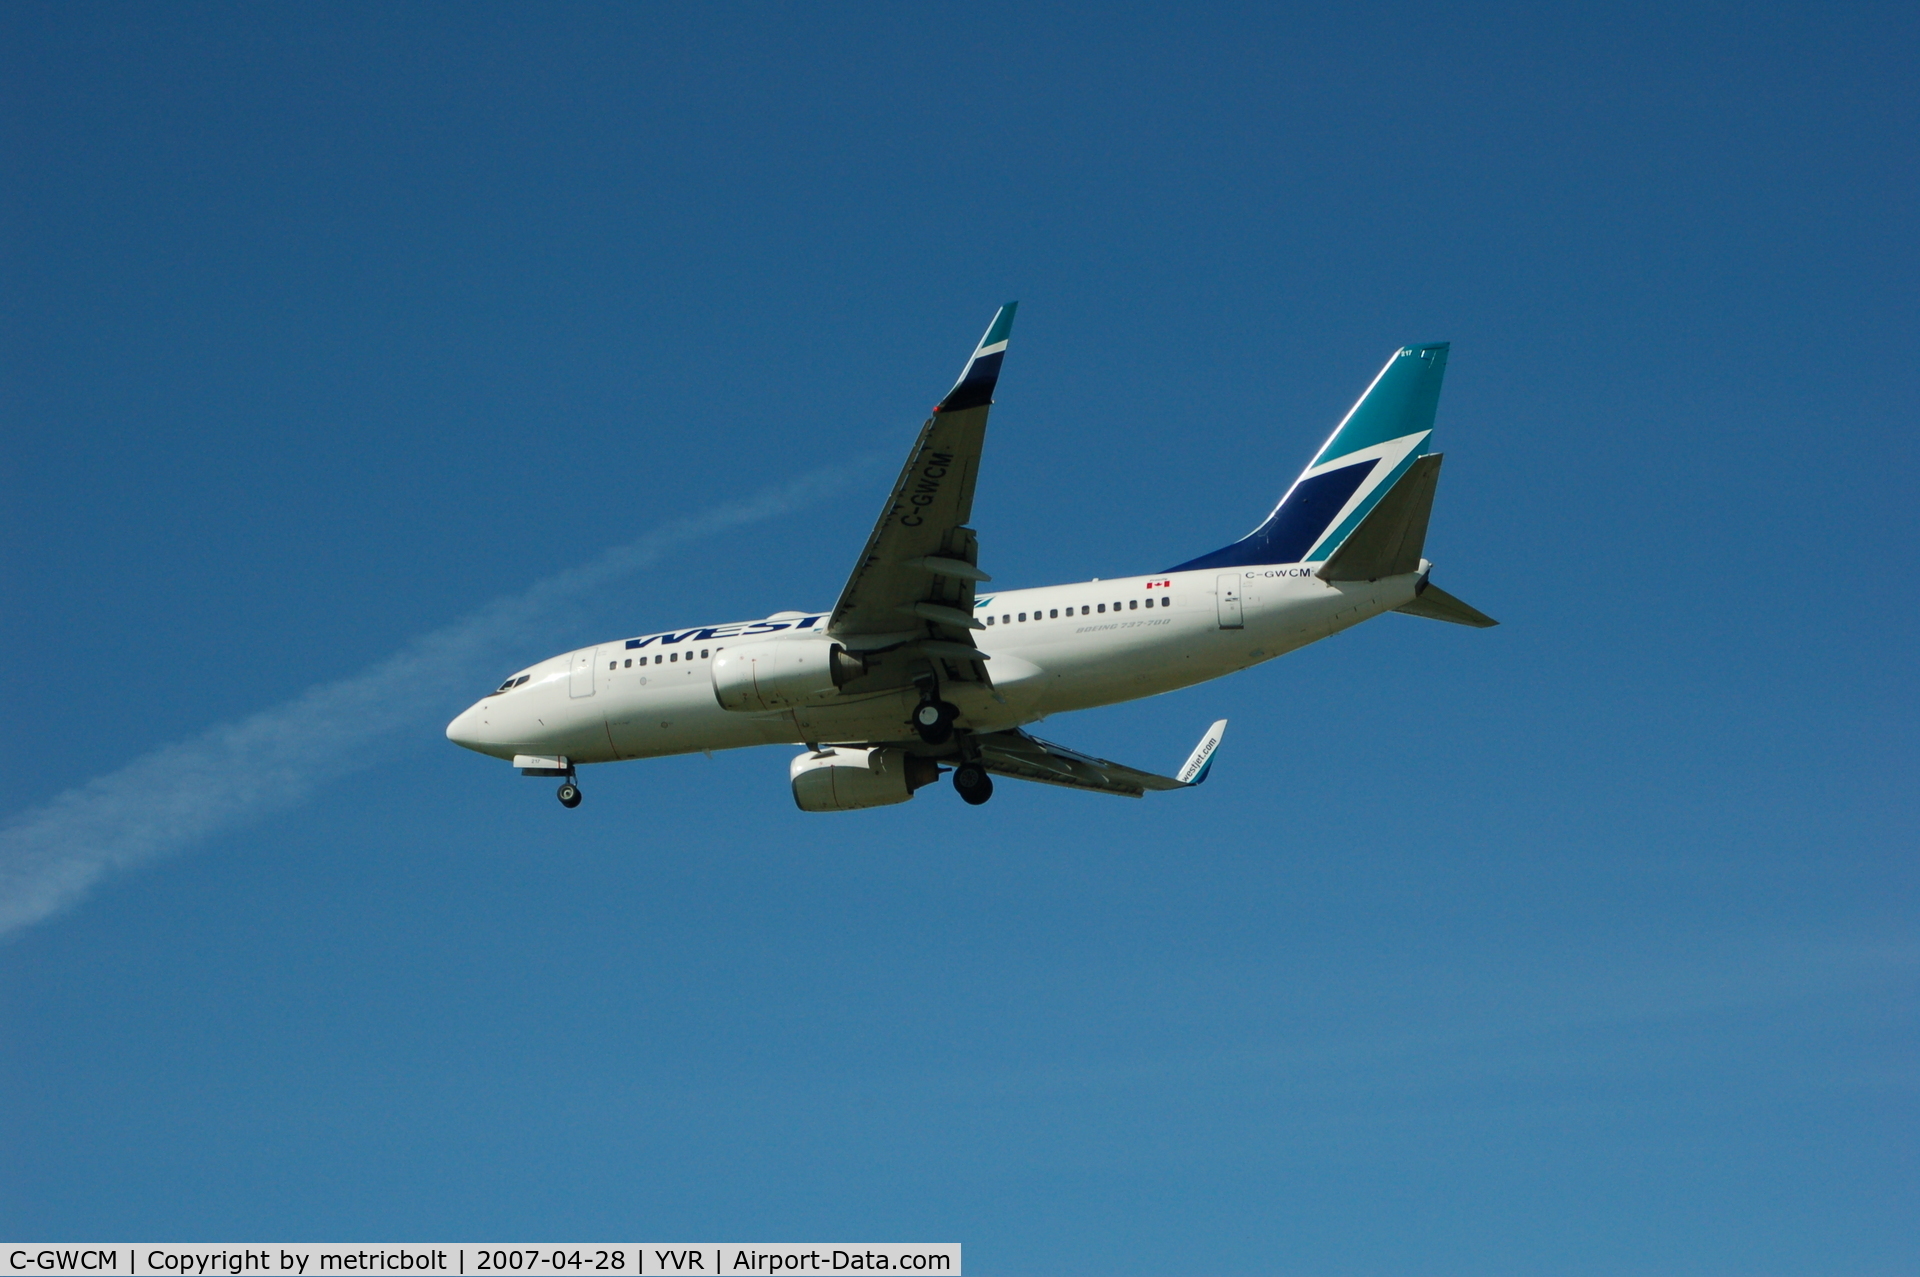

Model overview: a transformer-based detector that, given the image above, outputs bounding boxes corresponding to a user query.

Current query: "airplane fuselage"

[446,310,1490,808]
[445,563,1421,766]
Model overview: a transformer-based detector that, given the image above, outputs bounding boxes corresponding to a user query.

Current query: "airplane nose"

[446,703,488,752]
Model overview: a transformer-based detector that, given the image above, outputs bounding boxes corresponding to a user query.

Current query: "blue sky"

[2,2,1915,1271]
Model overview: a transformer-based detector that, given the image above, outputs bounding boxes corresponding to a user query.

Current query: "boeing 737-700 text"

[446,304,1495,810]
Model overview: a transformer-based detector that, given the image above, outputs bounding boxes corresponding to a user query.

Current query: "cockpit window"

[494,673,532,693]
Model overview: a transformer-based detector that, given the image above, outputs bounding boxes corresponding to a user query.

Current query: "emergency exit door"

[1217,575,1244,629]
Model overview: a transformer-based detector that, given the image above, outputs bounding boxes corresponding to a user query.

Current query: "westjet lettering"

[447,305,1496,810]
[624,617,827,649]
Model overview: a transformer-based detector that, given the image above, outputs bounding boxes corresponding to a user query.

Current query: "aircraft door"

[1216,574,1244,629]
[569,647,598,698]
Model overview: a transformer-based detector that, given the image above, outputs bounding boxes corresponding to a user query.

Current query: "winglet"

[1176,719,1229,785]
[935,302,1018,413]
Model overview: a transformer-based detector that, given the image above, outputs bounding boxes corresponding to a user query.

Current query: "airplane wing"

[826,304,1017,689]
[975,719,1228,798]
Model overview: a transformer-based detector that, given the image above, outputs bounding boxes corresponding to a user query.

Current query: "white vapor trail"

[0,468,854,939]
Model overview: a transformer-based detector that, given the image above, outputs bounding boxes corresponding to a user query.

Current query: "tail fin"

[1169,343,1449,571]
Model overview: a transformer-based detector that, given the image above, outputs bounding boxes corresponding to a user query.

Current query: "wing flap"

[975,720,1228,798]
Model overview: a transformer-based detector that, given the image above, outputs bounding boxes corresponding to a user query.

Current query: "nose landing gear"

[516,755,582,808]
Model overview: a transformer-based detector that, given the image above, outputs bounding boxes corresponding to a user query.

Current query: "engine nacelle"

[790,747,941,812]
[710,637,866,712]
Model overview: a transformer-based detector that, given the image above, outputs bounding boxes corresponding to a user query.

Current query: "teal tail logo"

[1169,344,1448,571]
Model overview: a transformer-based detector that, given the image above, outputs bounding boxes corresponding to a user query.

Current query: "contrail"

[0,467,854,939]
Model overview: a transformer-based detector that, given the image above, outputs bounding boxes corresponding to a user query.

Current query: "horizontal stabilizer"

[1317,453,1442,582]
[1395,583,1498,628]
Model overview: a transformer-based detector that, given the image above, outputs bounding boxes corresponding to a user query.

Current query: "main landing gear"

[913,688,986,801]
[914,698,960,745]
[952,762,993,806]
[557,780,582,808]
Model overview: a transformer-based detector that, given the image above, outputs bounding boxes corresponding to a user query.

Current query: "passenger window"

[608,660,616,669]
[671,651,678,662]
[1018,612,1026,622]
[655,655,663,665]
[1003,615,1010,625]
[1050,608,1058,618]
[1113,601,1122,610]
[1161,596,1170,607]
[987,616,995,625]
[1082,606,1090,615]
[701,649,709,658]
[1097,603,1105,613]
[624,658,631,668]
[1130,599,1138,610]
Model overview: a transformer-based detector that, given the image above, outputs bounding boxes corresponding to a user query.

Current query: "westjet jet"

[447,304,1495,810]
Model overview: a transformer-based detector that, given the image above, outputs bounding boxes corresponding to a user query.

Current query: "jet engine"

[790,747,942,812]
[711,637,867,712]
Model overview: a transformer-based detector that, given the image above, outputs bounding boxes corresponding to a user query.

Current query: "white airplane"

[447,304,1495,810]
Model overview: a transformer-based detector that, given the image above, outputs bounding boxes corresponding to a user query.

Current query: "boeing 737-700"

[446,304,1495,810]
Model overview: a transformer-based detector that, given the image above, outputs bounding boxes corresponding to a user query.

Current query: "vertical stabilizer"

[1169,344,1449,571]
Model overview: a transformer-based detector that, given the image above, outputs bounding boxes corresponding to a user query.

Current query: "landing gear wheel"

[914,699,959,746]
[953,763,993,806]
[557,782,582,808]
